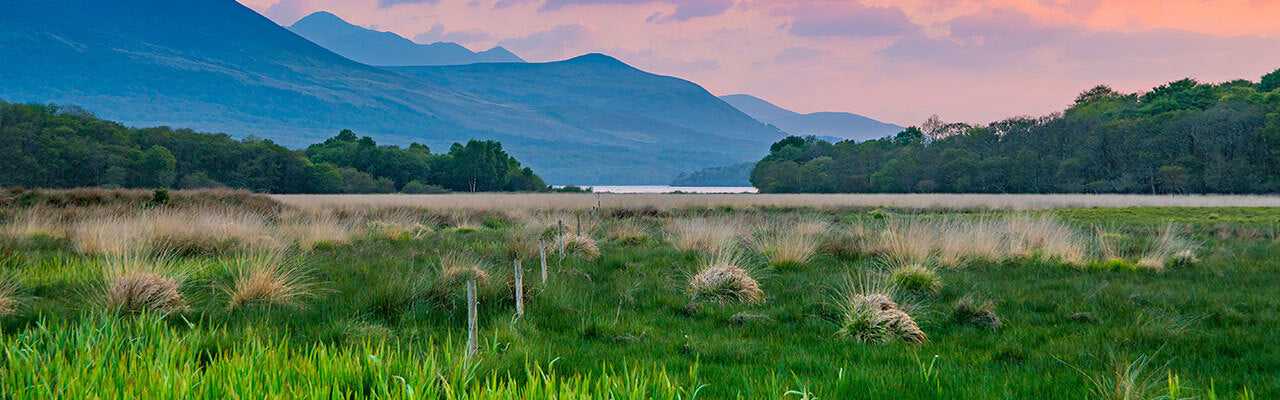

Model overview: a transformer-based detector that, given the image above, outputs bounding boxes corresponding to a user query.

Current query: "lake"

[574,185,759,193]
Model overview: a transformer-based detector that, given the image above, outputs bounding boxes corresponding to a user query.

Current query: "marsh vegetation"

[0,188,1276,398]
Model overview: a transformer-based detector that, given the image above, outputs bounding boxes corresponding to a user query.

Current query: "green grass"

[1,206,1276,399]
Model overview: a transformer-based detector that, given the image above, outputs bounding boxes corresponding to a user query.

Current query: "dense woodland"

[752,70,1280,194]
[0,101,545,193]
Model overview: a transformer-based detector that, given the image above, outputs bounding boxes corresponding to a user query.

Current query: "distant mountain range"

[0,0,781,184]
[719,94,903,142]
[288,11,523,66]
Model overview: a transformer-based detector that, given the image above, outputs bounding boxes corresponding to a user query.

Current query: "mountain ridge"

[719,94,904,142]
[288,11,524,66]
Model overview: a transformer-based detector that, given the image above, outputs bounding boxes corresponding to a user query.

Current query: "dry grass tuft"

[688,253,764,305]
[0,278,24,317]
[225,252,316,309]
[437,252,492,287]
[1004,215,1089,264]
[835,273,926,344]
[561,233,601,259]
[276,211,352,250]
[102,255,187,314]
[871,221,936,264]
[666,217,741,254]
[605,218,648,244]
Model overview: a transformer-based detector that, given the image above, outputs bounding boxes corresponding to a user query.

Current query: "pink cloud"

[242,0,1280,126]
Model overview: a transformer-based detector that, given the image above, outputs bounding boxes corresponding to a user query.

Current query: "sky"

[238,0,1280,126]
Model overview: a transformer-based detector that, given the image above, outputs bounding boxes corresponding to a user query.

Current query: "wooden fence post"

[557,220,565,261]
[466,278,477,360]
[514,259,524,318]
[539,239,548,284]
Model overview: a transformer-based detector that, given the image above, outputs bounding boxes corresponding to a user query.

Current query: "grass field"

[1,188,1277,399]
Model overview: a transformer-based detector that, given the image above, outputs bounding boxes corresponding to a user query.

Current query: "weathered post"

[539,239,548,283]
[557,220,565,261]
[513,259,524,317]
[466,278,478,359]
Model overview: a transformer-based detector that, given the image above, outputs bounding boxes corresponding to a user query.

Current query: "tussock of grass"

[225,252,316,309]
[873,216,1091,266]
[754,217,828,269]
[436,251,492,287]
[0,277,23,318]
[688,253,764,305]
[666,217,741,254]
[561,233,601,259]
[835,274,926,344]
[276,211,352,250]
[887,260,942,294]
[101,255,187,314]
[605,219,648,244]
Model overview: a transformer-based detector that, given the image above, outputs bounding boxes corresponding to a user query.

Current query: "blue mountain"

[719,94,904,142]
[288,11,524,66]
[0,0,780,184]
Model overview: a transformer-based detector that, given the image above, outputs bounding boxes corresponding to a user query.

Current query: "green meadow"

[0,189,1276,399]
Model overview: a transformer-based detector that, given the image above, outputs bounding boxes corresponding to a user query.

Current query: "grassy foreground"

[0,189,1276,399]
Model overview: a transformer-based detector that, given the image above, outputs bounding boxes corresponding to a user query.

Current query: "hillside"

[670,162,754,186]
[288,11,523,66]
[720,94,903,142]
[0,0,775,184]
[392,55,782,145]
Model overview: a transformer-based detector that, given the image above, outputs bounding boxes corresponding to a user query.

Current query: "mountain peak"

[566,53,625,65]
[288,10,523,66]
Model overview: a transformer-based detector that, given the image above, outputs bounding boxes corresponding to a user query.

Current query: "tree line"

[0,101,546,193]
[751,69,1280,194]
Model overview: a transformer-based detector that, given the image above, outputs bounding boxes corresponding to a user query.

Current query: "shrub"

[688,254,764,305]
[225,252,316,309]
[401,181,450,194]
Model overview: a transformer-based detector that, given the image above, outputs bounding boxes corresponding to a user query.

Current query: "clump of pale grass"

[605,218,648,244]
[561,233,601,259]
[871,221,935,264]
[147,208,270,255]
[225,251,316,309]
[1136,225,1198,271]
[0,277,24,318]
[753,216,829,269]
[688,253,764,305]
[932,219,1005,267]
[1004,215,1088,264]
[366,210,433,240]
[2,206,67,239]
[835,273,926,344]
[71,215,147,256]
[436,251,492,287]
[101,255,187,314]
[666,217,741,254]
[276,211,352,249]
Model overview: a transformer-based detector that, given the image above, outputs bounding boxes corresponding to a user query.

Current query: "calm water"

[574,185,758,194]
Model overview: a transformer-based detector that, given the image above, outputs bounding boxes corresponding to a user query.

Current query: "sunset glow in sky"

[239,0,1280,126]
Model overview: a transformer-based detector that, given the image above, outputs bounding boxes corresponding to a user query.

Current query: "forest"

[751,70,1280,194]
[0,101,546,193]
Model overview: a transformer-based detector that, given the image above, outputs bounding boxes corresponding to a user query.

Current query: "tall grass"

[665,217,742,254]
[224,251,317,309]
[0,316,706,400]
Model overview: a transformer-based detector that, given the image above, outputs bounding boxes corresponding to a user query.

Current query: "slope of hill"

[288,11,523,66]
[670,162,754,186]
[720,94,903,142]
[0,0,776,184]
[392,54,782,144]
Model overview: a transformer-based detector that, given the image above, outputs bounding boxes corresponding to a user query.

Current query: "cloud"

[497,24,596,60]
[646,0,735,23]
[413,23,492,44]
[786,2,919,38]
[378,0,440,7]
[773,46,829,64]
[539,0,649,11]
